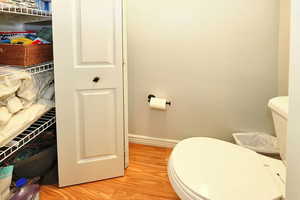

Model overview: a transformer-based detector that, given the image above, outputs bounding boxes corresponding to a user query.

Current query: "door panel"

[77,89,116,159]
[78,0,116,64]
[53,0,124,187]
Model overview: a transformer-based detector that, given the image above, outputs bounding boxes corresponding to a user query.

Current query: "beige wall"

[127,0,279,141]
[278,0,290,95]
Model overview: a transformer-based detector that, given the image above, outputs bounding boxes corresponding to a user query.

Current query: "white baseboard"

[129,134,180,148]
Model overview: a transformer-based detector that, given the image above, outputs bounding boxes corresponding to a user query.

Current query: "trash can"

[233,132,279,155]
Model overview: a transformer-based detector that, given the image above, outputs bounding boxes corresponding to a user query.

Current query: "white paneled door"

[53,0,125,187]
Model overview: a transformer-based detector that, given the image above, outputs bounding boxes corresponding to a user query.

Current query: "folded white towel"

[0,104,48,147]
[20,98,34,109]
[0,78,21,98]
[0,107,12,126]
[17,88,36,102]
[7,96,23,114]
[16,72,36,101]
[0,70,34,99]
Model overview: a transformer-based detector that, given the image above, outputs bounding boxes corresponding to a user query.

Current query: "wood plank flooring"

[40,143,180,200]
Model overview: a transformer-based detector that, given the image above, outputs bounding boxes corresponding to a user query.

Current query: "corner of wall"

[278,0,291,96]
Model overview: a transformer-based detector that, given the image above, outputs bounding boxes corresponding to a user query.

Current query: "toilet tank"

[268,96,288,164]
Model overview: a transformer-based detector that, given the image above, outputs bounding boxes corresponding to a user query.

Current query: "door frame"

[286,0,300,199]
[123,0,129,168]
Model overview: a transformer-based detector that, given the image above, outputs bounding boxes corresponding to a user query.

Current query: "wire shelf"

[0,108,56,163]
[0,2,51,17]
[0,61,54,78]
[23,61,54,75]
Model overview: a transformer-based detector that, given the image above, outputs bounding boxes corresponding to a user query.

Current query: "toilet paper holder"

[148,94,171,106]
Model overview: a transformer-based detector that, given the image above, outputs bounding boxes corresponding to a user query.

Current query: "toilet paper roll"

[149,97,167,110]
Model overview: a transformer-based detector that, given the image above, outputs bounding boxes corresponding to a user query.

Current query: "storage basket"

[0,44,53,66]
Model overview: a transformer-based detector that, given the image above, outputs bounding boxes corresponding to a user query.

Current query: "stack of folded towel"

[0,67,54,147]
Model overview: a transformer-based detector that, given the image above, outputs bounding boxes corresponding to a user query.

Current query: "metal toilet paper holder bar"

[147,94,171,106]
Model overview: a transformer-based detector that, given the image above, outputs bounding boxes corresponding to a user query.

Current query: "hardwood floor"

[40,143,180,200]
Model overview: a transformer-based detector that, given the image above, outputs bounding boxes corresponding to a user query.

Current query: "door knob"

[93,77,100,83]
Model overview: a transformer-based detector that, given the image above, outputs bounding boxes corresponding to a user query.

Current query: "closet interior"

[0,1,57,193]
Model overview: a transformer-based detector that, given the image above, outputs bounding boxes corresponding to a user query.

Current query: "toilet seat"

[168,137,283,200]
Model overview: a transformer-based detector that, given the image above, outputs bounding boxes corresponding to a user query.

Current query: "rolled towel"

[7,96,23,114]
[17,72,36,102]
[0,70,32,99]
[20,98,34,109]
[0,107,12,126]
[17,88,36,102]
[0,78,21,98]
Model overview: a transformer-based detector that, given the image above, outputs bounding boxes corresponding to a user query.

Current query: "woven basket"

[0,44,53,66]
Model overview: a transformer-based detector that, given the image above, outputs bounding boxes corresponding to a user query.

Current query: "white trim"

[287,0,300,198]
[122,0,129,169]
[129,134,180,148]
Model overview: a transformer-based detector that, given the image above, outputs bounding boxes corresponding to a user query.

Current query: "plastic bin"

[233,132,279,155]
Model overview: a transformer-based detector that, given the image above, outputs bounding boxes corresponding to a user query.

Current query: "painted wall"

[278,0,290,95]
[127,0,280,141]
[286,0,300,198]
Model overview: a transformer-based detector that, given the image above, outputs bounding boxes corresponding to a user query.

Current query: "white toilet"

[168,96,288,200]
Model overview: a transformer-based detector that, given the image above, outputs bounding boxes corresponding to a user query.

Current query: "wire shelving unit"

[0,61,54,78]
[0,108,56,163]
[0,2,51,17]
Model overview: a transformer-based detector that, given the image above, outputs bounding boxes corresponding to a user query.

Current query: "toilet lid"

[170,137,282,200]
